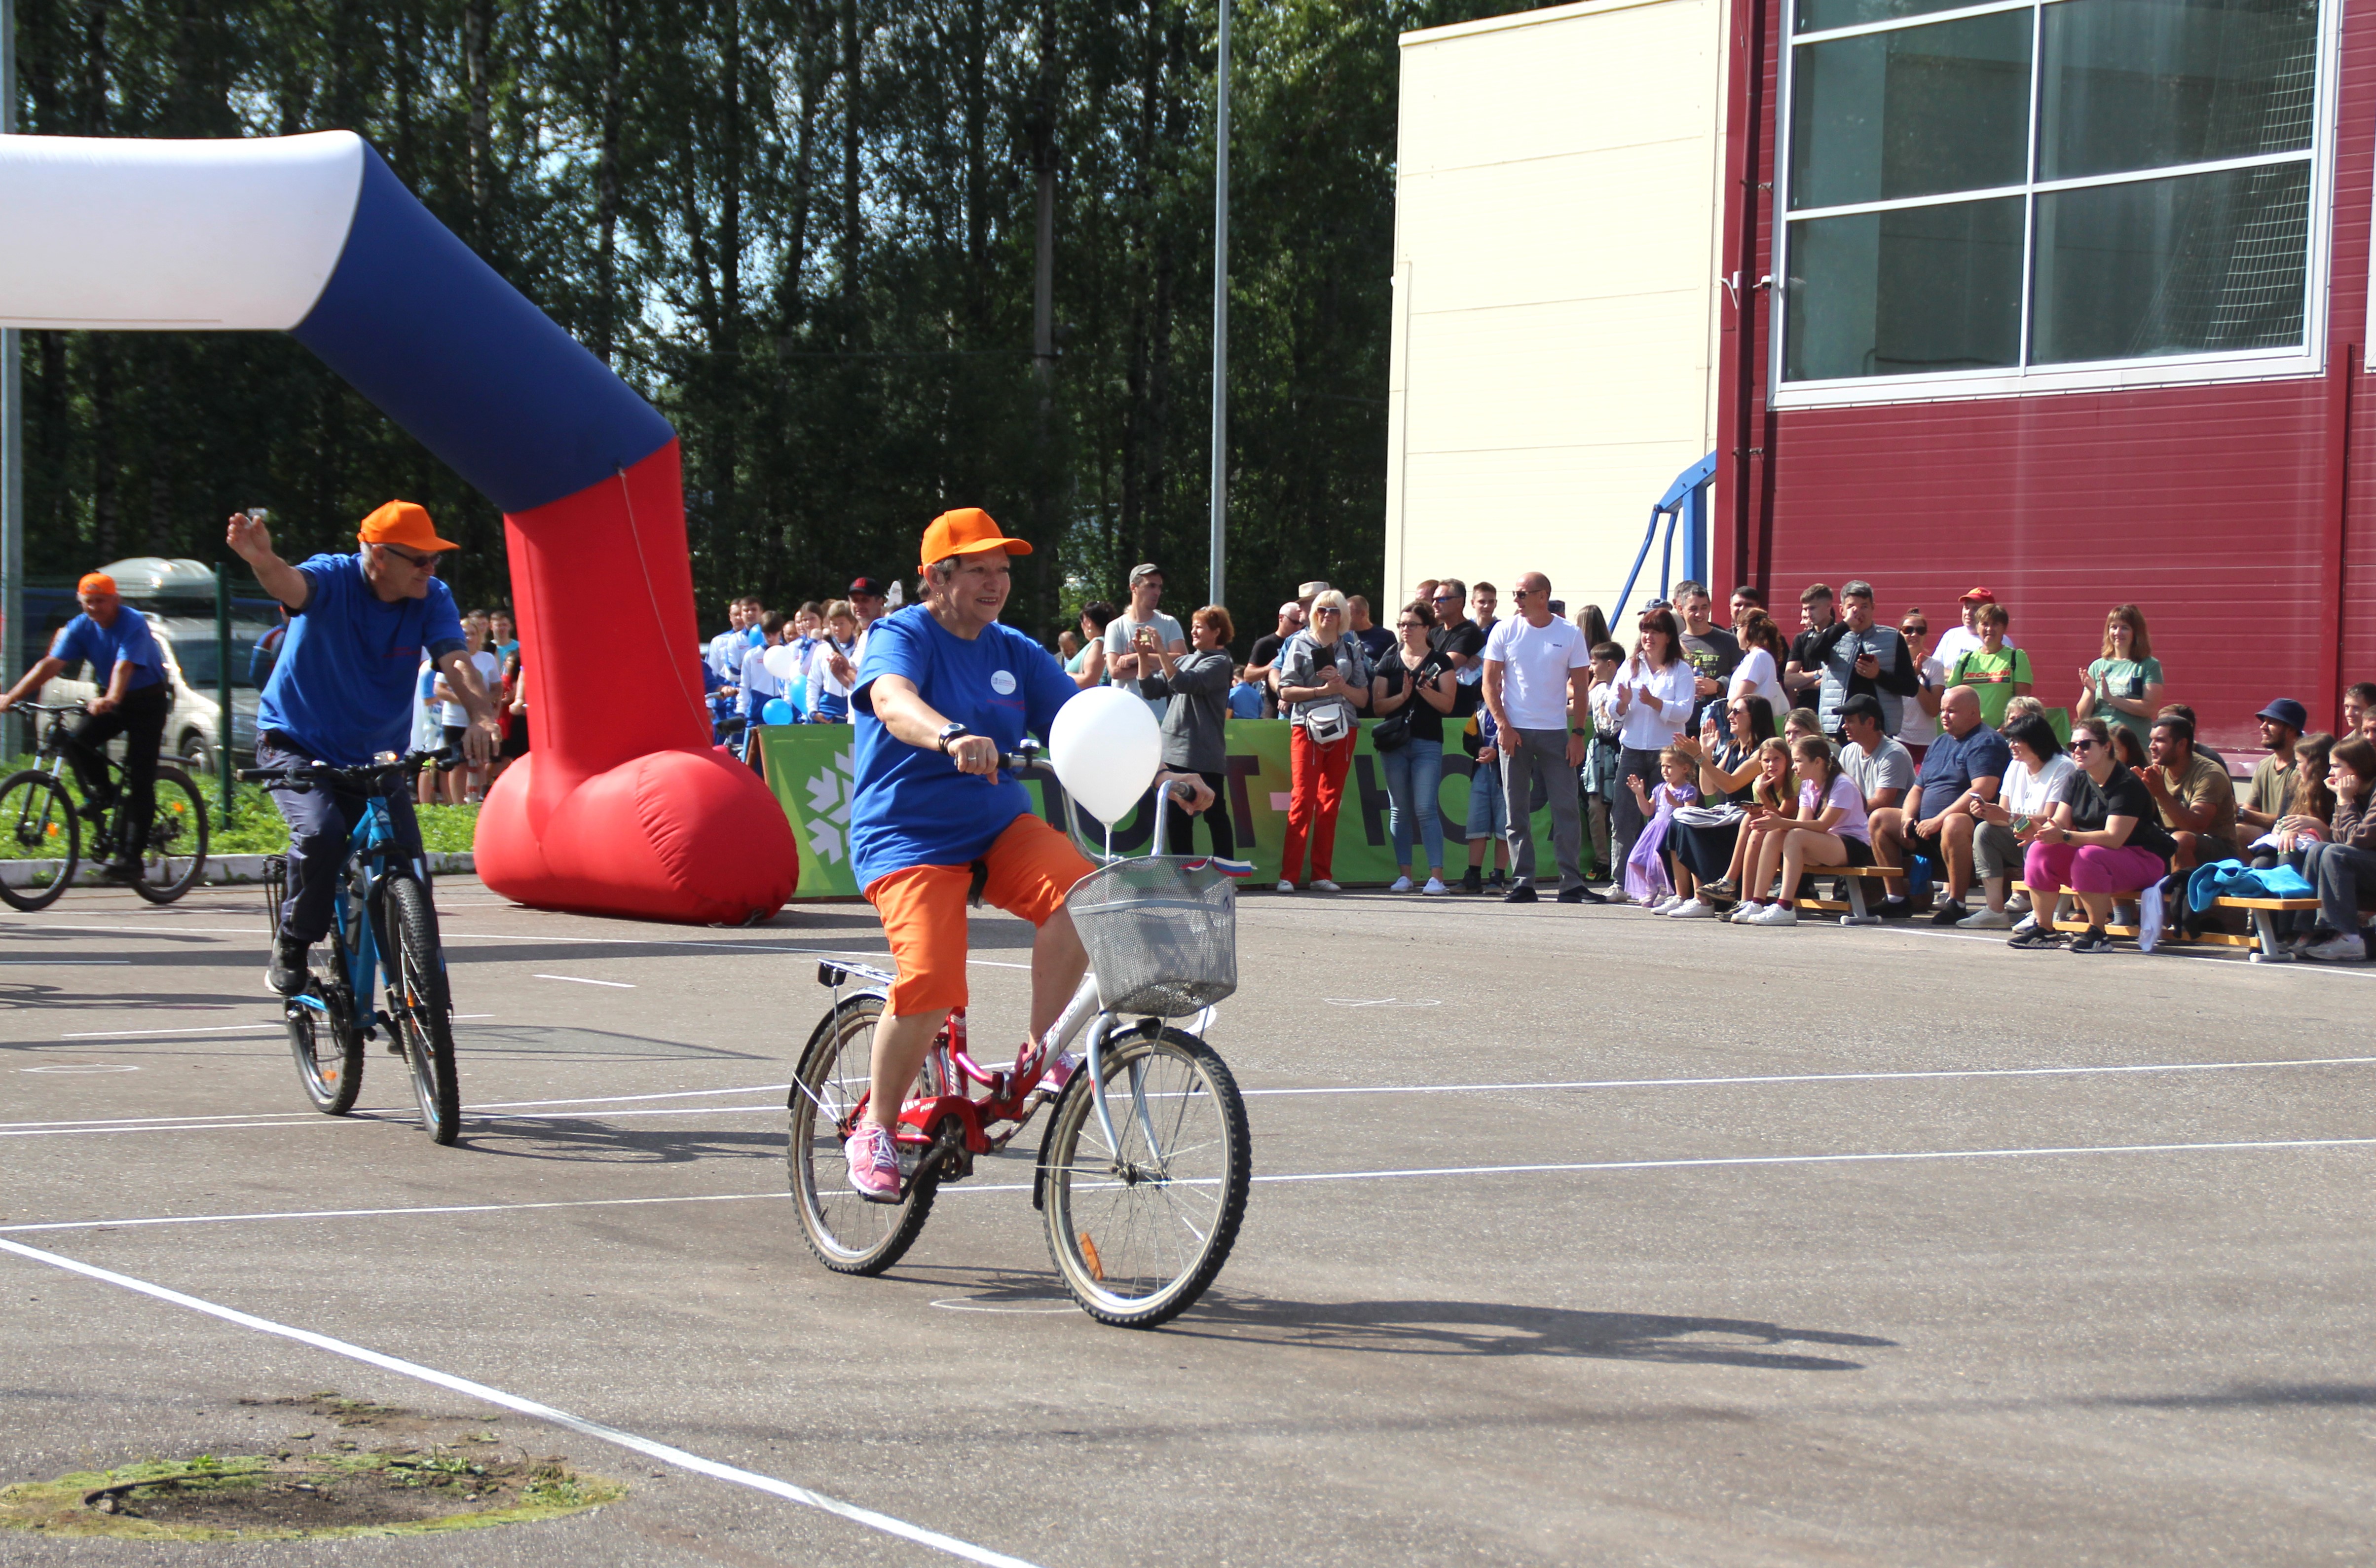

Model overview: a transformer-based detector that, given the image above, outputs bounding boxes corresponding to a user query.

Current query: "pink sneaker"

[844,1123,901,1201]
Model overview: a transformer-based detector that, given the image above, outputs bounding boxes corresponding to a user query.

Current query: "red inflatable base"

[466,441,797,924]
[473,747,796,924]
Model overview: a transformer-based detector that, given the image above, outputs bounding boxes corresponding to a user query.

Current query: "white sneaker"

[1726,902,1759,923]
[1275,880,1296,894]
[1669,897,1719,919]
[2302,932,2367,962]
[1648,895,1683,915]
[2009,912,2039,936]
[1312,879,1341,893]
[1957,907,2013,930]
[1746,902,1799,926]
[2005,894,2033,918]
[1422,876,1448,896]
[1389,875,1415,893]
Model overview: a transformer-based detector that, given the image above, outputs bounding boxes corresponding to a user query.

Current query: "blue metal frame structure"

[1611,451,1717,626]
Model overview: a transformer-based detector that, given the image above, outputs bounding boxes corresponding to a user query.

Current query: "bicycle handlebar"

[237,747,461,789]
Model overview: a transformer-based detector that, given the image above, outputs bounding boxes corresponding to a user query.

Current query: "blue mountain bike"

[240,750,464,1144]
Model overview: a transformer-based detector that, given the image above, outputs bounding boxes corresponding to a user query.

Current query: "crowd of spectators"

[692,560,2376,962]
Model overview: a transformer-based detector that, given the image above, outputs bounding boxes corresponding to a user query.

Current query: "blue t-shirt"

[848,606,1079,890]
[256,553,467,765]
[1915,721,2012,807]
[1228,681,1264,719]
[50,607,167,692]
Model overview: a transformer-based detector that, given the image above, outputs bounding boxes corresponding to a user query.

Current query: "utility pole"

[1206,0,1230,609]
[1,0,22,764]
[1029,0,1057,631]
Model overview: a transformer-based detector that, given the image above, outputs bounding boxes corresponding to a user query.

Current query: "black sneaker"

[1878,896,1914,921]
[79,791,118,824]
[1487,870,1507,891]
[1557,885,1602,904]
[2007,925,2066,950]
[2068,927,2115,954]
[1460,868,1483,895]
[1503,883,1538,903]
[266,938,311,996]
[1929,901,1968,927]
[94,857,142,883]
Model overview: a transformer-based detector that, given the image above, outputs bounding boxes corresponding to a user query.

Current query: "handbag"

[1371,708,1411,752]
[1305,701,1352,745]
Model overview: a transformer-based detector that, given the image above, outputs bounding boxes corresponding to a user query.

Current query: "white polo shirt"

[1484,615,1592,732]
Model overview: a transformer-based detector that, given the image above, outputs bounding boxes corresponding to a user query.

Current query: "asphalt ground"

[2,876,2373,1566]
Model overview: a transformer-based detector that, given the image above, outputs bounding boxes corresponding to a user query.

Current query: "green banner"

[758,720,1582,899]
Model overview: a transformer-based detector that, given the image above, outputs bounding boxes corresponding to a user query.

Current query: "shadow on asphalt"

[454,1116,783,1165]
[895,1266,1893,1370]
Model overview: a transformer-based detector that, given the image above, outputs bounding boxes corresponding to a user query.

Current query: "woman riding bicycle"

[0,572,172,882]
[226,502,502,994]
[841,507,1212,1199]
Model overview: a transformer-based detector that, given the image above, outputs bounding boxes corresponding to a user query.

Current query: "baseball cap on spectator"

[1840,692,1886,729]
[77,572,118,597]
[1128,562,1162,584]
[1960,586,1997,603]
[2257,697,2309,731]
[848,575,891,597]
[358,499,459,552]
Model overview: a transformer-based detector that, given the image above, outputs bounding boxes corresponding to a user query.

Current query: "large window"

[1779,0,2327,393]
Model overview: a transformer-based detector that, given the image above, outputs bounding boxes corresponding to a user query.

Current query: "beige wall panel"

[1397,153,1715,311]
[1403,295,1711,451]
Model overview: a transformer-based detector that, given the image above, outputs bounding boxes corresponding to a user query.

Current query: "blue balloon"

[761,698,796,727]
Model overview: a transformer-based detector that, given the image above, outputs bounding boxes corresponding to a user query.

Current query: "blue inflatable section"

[293,146,675,515]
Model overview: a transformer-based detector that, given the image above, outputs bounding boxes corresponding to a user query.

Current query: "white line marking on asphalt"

[533,974,635,988]
[19,1064,140,1073]
[466,1083,793,1110]
[0,959,131,964]
[0,1236,1042,1568]
[60,1022,282,1039]
[929,1298,1075,1314]
[1239,1054,2376,1097]
[0,1191,787,1232]
[11,1133,2373,1234]
[1323,997,1442,1008]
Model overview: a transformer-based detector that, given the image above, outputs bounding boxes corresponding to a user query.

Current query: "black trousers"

[259,735,425,946]
[1163,770,1236,860]
[63,683,170,859]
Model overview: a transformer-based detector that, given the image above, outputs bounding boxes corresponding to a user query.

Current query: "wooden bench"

[2011,880,2176,947]
[1794,864,1916,927]
[2211,896,2322,963]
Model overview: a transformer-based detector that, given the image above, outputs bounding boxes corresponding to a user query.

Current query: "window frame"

[1770,0,2339,408]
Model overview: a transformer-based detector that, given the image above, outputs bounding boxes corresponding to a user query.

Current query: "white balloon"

[1049,687,1162,826]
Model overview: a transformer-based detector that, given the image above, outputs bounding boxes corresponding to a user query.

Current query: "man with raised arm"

[226,503,502,996]
[840,508,1213,1201]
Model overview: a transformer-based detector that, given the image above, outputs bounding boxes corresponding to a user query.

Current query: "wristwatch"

[936,721,972,754]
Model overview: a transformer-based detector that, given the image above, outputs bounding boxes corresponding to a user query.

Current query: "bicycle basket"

[1064,856,1237,1018]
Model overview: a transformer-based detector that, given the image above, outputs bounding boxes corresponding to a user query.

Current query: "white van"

[32,557,278,772]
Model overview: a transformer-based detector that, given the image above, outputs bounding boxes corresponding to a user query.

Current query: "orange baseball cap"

[358,499,460,553]
[77,572,118,597]
[1959,586,1997,602]
[919,507,1032,570]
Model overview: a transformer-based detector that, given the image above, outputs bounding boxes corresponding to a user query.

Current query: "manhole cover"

[0,1393,625,1542]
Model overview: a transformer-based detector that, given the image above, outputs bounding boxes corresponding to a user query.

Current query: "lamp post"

[1206,0,1230,610]
[1,0,22,764]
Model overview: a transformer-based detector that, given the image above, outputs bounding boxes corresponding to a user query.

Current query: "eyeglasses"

[2068,737,2098,752]
[1901,624,1926,635]
[1430,592,1459,602]
[376,543,441,572]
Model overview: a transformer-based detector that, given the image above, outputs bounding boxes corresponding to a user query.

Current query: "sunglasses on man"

[377,543,441,573]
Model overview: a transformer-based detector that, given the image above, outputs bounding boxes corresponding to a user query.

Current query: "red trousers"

[1281,724,1355,883]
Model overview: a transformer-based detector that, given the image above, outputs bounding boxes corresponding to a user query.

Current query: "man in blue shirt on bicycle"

[0,571,172,880]
[226,502,502,995]
[840,507,1212,1198]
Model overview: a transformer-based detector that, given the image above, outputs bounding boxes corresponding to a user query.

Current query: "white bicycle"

[787,747,1251,1327]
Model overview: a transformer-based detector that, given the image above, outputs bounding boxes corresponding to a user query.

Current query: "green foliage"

[10,0,1521,648]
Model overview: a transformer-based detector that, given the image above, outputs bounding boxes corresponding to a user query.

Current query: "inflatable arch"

[0,131,797,923]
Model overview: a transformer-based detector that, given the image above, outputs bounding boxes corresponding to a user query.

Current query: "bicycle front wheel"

[383,874,461,1145]
[787,994,942,1275]
[130,767,209,904]
[1042,1026,1251,1328]
[288,964,367,1117]
[0,770,80,912]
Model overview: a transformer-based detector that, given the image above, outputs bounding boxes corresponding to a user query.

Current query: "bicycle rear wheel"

[288,963,366,1116]
[1042,1026,1250,1328]
[787,995,942,1275]
[130,767,209,904]
[0,770,79,912]
[383,874,461,1145]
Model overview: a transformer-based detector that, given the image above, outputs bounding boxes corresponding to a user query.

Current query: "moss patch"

[0,1393,624,1542]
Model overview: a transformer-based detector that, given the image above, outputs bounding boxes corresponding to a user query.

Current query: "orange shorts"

[862,813,1094,1017]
